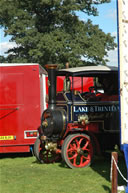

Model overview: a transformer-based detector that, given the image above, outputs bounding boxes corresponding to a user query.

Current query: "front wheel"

[61,133,94,169]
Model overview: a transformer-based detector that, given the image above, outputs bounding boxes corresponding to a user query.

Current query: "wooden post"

[111,152,118,193]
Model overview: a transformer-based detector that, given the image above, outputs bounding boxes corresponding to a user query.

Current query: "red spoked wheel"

[39,148,61,164]
[61,133,94,168]
[34,137,61,164]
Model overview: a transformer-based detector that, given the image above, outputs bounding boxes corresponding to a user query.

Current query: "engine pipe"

[45,64,58,110]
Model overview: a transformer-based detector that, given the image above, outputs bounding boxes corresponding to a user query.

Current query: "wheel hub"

[77,148,84,155]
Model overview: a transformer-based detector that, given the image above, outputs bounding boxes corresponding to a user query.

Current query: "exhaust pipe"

[45,64,58,110]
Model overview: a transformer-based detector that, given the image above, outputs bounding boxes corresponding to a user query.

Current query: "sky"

[0,0,118,66]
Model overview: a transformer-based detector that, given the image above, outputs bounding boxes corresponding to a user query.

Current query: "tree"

[0,0,116,68]
[0,56,7,63]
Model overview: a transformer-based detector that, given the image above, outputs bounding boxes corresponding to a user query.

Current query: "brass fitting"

[78,114,89,125]
[45,142,57,151]
[40,135,47,141]
[42,120,48,127]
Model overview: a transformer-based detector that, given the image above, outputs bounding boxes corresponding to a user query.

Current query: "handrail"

[0,107,19,110]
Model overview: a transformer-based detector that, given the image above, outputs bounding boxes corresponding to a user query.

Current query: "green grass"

[0,153,127,193]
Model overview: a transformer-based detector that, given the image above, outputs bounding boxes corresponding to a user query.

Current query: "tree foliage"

[0,0,116,68]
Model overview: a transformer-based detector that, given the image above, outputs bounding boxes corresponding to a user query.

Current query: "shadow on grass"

[31,156,68,167]
[32,159,41,164]
[91,152,127,187]
[58,152,127,191]
[58,160,69,169]
[90,154,111,192]
[91,154,111,181]
[102,185,111,193]
[0,152,32,159]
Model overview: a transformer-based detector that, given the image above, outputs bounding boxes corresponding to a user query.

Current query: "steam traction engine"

[34,64,119,168]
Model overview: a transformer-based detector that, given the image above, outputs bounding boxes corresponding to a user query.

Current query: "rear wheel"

[34,137,61,163]
[61,133,94,168]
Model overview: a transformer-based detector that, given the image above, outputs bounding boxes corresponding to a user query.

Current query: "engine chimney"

[45,64,58,110]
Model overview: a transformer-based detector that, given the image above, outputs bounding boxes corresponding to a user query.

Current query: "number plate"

[0,136,14,140]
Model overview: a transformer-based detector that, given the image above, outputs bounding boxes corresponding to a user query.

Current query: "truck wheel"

[61,133,94,169]
[34,137,61,163]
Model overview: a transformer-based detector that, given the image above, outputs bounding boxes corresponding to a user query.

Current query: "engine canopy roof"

[57,65,118,77]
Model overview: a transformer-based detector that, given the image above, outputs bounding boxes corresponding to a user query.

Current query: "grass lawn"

[0,153,127,193]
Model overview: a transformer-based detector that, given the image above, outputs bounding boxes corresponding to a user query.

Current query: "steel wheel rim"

[66,135,93,168]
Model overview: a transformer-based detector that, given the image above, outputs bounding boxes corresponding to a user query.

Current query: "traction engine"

[34,64,119,168]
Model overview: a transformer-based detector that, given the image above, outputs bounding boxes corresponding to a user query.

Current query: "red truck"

[0,63,47,153]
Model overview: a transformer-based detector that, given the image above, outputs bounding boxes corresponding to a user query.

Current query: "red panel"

[0,64,42,153]
[56,76,93,93]
[0,145,30,153]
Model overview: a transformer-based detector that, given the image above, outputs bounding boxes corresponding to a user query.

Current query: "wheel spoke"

[80,156,84,165]
[68,152,78,160]
[82,140,89,150]
[78,137,84,146]
[67,143,77,152]
[82,154,90,161]
[67,147,74,153]
[74,138,80,148]
[73,156,77,166]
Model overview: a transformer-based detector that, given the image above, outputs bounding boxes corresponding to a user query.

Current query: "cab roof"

[57,65,118,77]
